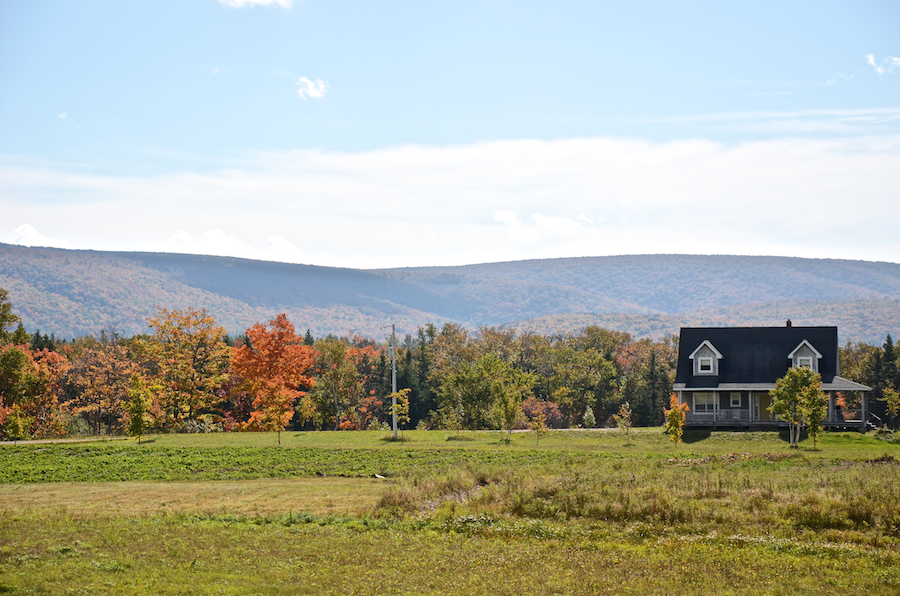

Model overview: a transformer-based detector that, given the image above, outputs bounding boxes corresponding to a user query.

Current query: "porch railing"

[832,409,861,421]
[687,410,751,423]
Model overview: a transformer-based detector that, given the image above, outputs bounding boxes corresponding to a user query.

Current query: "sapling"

[613,401,633,442]
[582,407,596,429]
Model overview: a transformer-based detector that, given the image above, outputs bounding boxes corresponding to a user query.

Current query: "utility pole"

[391,323,398,439]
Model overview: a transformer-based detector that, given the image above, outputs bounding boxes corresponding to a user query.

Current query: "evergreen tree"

[0,288,21,345]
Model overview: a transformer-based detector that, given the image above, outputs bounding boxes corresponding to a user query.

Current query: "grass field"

[1,428,899,595]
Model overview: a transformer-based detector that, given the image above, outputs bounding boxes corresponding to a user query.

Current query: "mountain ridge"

[2,243,899,343]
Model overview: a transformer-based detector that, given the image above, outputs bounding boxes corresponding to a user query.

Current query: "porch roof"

[674,375,870,392]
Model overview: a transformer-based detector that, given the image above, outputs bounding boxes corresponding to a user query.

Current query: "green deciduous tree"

[800,381,827,450]
[771,366,824,448]
[126,375,152,443]
[308,337,360,430]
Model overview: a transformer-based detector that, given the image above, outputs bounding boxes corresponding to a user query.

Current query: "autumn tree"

[2,404,30,442]
[0,345,68,438]
[144,307,231,425]
[664,393,689,442]
[65,338,138,435]
[388,388,411,438]
[232,314,316,444]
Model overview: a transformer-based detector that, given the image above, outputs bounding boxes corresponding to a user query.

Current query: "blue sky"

[1,0,899,267]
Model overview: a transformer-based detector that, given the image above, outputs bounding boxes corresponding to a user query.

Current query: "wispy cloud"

[296,77,327,99]
[867,54,900,76]
[627,107,900,135]
[2,134,899,268]
[217,0,293,8]
[57,112,66,119]
[826,74,853,86]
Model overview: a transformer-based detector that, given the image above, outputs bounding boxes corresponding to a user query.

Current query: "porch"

[679,387,872,431]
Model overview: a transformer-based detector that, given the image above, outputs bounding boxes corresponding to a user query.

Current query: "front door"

[756,393,772,421]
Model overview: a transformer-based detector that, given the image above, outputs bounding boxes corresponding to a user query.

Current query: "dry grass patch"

[0,477,386,517]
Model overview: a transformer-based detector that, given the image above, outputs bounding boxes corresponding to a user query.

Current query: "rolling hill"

[1,243,899,344]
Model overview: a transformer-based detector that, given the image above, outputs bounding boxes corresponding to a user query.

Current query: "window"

[698,357,713,373]
[797,357,813,369]
[730,392,741,408]
[694,393,716,412]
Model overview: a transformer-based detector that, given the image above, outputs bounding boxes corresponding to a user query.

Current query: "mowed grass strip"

[1,429,895,484]
[0,477,385,517]
[0,444,587,483]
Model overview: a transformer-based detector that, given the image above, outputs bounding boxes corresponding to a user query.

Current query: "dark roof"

[674,326,839,388]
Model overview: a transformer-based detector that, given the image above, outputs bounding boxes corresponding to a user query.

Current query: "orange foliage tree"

[232,314,316,443]
[65,339,138,436]
[0,345,69,439]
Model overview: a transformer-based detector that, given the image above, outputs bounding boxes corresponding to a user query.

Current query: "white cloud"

[531,214,585,236]
[57,112,66,119]
[217,0,293,8]
[2,132,900,268]
[12,224,68,248]
[212,68,222,75]
[867,54,900,75]
[296,77,327,99]
[494,210,522,227]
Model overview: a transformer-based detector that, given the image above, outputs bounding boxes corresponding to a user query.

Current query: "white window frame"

[698,357,714,374]
[797,356,813,369]
[730,392,741,408]
[694,392,717,413]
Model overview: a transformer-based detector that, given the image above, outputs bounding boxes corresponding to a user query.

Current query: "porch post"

[827,391,835,423]
[861,392,868,433]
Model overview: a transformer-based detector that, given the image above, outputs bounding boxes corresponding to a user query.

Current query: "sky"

[1,0,899,269]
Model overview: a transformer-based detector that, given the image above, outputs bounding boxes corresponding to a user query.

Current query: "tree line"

[0,288,679,440]
[3,286,898,441]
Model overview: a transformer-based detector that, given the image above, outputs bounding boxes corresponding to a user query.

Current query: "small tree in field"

[664,393,689,443]
[771,366,822,448]
[388,388,411,439]
[582,407,596,429]
[613,401,633,442]
[126,375,152,444]
[530,410,548,446]
[800,382,827,450]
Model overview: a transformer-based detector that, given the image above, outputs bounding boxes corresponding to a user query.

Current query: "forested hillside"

[2,243,900,343]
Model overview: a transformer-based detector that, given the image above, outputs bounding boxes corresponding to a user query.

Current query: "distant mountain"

[1,244,899,343]
[505,298,900,344]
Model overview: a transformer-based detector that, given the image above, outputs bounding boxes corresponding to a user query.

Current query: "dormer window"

[689,340,723,376]
[789,340,822,373]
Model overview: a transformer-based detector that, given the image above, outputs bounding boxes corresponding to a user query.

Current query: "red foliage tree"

[232,314,317,443]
